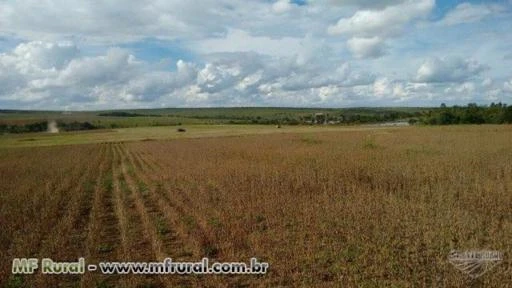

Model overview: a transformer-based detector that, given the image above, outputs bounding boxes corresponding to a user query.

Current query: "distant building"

[313,113,328,125]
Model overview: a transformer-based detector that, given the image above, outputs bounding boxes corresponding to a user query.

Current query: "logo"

[448,250,503,279]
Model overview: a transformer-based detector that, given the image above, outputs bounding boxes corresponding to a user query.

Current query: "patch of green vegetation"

[255,214,266,224]
[202,243,219,257]
[95,280,114,288]
[137,181,149,197]
[207,217,223,228]
[57,121,98,131]
[118,178,129,194]
[362,137,378,149]
[135,282,161,288]
[126,165,135,177]
[98,244,114,253]
[83,180,95,194]
[254,214,268,232]
[0,106,431,131]
[5,275,25,288]
[404,145,441,156]
[98,111,161,117]
[342,244,361,263]
[0,124,398,149]
[299,135,322,145]
[103,172,113,193]
[155,183,164,194]
[421,102,512,125]
[156,216,170,235]
[183,215,197,230]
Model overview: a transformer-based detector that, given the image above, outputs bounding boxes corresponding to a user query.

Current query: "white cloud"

[439,3,505,26]
[327,0,434,58]
[0,0,331,44]
[415,57,487,83]
[347,37,386,59]
[455,82,476,94]
[372,77,411,101]
[1,40,506,109]
[324,0,407,9]
[0,40,379,109]
[0,0,511,108]
[57,49,141,87]
[504,79,512,92]
[373,78,391,98]
[0,42,201,108]
[327,0,434,37]
[0,62,25,96]
[12,41,78,70]
[482,78,493,88]
[272,0,295,14]
[188,29,304,58]
[485,88,502,102]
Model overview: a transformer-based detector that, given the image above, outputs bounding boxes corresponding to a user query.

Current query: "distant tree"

[503,106,512,124]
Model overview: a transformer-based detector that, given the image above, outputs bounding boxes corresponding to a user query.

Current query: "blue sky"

[0,0,511,109]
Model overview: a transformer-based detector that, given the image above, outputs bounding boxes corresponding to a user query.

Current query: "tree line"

[0,121,98,134]
[420,103,512,125]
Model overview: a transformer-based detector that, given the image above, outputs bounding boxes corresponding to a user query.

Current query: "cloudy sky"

[0,0,511,110]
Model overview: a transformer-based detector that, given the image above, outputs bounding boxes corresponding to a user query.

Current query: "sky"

[0,0,511,110]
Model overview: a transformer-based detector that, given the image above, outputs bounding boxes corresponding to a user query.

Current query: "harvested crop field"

[1,125,511,287]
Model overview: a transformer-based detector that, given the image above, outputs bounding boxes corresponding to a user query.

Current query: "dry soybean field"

[1,126,511,287]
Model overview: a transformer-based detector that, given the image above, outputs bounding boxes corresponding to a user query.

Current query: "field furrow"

[125,143,235,287]
[80,144,124,288]
[2,126,512,287]
[125,143,216,259]
[113,143,168,287]
[34,144,108,287]
[5,147,95,264]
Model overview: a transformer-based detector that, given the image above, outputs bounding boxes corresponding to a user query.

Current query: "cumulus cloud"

[0,0,510,108]
[415,57,487,83]
[482,78,493,88]
[0,0,329,44]
[187,29,305,58]
[11,41,78,70]
[327,0,434,58]
[504,79,512,92]
[327,0,434,37]
[0,1,230,42]
[325,0,407,9]
[272,0,296,14]
[194,50,374,100]
[0,41,201,108]
[372,77,412,101]
[57,49,141,87]
[0,62,25,96]
[121,60,198,102]
[0,40,380,109]
[1,40,505,109]
[346,37,386,59]
[454,82,476,94]
[439,3,506,26]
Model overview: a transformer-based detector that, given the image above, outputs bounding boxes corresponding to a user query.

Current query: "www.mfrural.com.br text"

[12,257,269,275]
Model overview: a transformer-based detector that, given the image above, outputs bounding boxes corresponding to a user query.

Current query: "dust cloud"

[47,120,59,133]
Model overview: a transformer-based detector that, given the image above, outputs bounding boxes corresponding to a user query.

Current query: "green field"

[0,107,422,148]
[0,124,398,148]
[0,107,426,128]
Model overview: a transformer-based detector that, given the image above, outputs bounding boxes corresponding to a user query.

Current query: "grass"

[0,124,395,148]
[0,125,511,287]
[0,107,428,124]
